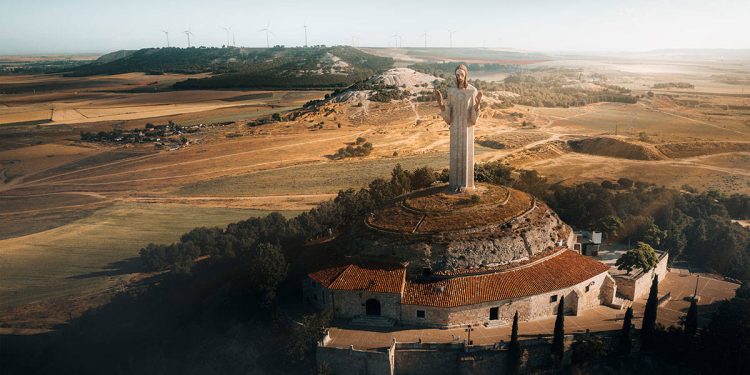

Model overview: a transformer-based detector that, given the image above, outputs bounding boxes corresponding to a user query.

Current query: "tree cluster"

[330,137,373,159]
[139,164,436,274]
[439,162,750,280]
[653,82,695,89]
[429,68,638,108]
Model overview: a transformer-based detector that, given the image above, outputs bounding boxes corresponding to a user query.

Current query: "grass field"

[178,153,452,196]
[0,203,300,308]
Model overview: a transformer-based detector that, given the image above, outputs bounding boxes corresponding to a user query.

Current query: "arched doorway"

[365,299,381,316]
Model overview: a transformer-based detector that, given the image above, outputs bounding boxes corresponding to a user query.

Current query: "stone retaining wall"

[318,336,578,375]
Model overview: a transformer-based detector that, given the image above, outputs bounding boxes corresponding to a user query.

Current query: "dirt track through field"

[9,132,365,189]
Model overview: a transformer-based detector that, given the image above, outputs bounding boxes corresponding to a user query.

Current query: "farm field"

[0,202,299,324]
[1,51,750,331]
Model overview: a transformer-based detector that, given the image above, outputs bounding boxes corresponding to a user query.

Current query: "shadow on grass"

[66,257,142,279]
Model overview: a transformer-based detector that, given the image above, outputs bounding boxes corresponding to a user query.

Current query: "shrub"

[616,242,659,274]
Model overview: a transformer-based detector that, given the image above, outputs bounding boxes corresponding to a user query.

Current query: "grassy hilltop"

[65,46,394,89]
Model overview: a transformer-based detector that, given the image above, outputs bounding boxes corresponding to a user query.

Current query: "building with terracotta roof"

[305,249,616,327]
[302,183,644,327]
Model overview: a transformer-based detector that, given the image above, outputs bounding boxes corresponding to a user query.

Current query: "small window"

[550,295,558,303]
[416,310,426,318]
[585,285,591,293]
[489,307,499,320]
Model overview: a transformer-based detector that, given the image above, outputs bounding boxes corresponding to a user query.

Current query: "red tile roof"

[308,250,610,307]
[310,263,406,294]
[309,264,350,288]
[402,250,610,307]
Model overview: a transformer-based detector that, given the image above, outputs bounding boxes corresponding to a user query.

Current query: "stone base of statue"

[348,182,575,276]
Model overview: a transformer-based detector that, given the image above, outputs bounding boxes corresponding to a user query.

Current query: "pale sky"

[1,0,748,55]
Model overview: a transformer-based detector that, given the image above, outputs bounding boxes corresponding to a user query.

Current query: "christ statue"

[435,64,482,192]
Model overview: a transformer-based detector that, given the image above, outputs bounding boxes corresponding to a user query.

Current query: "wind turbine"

[391,34,402,48]
[350,34,360,47]
[183,29,194,47]
[161,30,170,47]
[259,23,273,48]
[303,22,309,47]
[448,29,457,48]
[421,31,428,48]
[220,26,232,47]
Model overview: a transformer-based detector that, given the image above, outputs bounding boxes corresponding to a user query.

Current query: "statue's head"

[455,64,468,88]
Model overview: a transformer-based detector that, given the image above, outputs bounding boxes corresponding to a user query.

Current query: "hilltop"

[64,46,393,89]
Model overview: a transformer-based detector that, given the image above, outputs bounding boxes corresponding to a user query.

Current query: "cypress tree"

[552,296,565,357]
[510,310,520,350]
[508,310,521,373]
[684,297,698,337]
[619,306,633,355]
[641,275,659,350]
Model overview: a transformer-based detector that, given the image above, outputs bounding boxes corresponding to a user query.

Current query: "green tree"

[474,161,512,185]
[684,297,698,337]
[251,242,288,305]
[641,275,659,351]
[641,223,667,247]
[513,169,549,198]
[619,306,633,355]
[508,310,521,373]
[552,296,565,359]
[597,215,624,240]
[287,309,333,361]
[700,288,750,373]
[410,166,436,190]
[389,163,412,195]
[616,242,659,274]
[571,333,607,365]
[617,177,634,189]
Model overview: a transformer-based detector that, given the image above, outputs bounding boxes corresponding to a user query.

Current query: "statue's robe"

[440,84,479,192]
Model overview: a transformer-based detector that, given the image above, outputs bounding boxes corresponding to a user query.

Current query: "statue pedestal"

[452,185,475,194]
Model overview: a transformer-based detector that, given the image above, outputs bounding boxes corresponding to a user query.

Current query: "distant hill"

[65,46,394,89]
[644,48,750,58]
[361,47,549,64]
[93,49,137,64]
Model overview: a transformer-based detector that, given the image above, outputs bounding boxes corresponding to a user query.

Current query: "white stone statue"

[435,64,482,192]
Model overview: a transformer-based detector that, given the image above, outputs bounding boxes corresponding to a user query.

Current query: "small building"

[574,230,602,256]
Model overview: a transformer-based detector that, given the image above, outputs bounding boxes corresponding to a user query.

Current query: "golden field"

[1,54,749,330]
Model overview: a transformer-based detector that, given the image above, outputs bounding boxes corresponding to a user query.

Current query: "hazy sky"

[1,0,748,54]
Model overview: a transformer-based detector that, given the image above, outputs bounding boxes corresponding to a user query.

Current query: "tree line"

[139,164,437,274]
[440,162,750,280]
[427,67,638,108]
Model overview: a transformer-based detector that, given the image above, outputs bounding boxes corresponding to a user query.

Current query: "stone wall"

[318,337,578,375]
[615,252,669,301]
[525,272,608,321]
[399,271,609,328]
[303,279,333,310]
[317,345,393,375]
[600,274,618,307]
[393,342,510,375]
[331,290,402,320]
